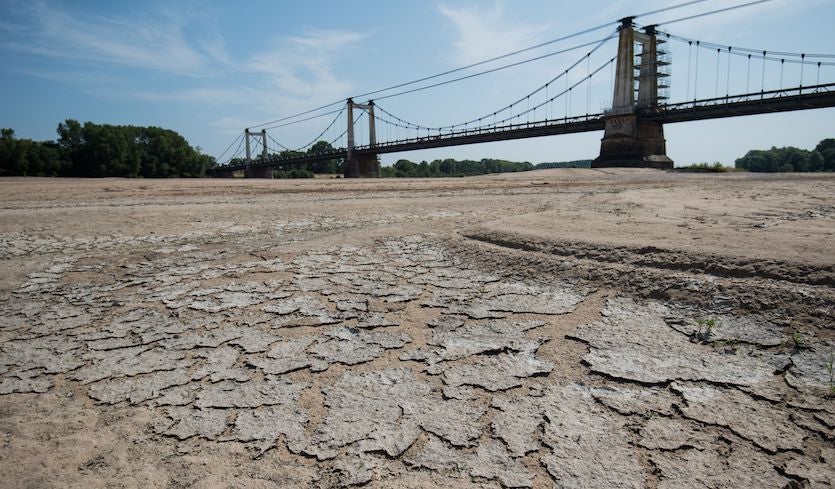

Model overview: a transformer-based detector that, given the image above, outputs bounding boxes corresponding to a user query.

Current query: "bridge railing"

[657,83,835,112]
[357,112,604,151]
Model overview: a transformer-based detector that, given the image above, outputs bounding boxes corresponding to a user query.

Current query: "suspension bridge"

[211,8,835,178]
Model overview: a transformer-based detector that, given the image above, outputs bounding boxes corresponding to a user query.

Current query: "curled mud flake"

[399,348,430,363]
[469,440,534,489]
[538,384,646,489]
[790,410,835,439]
[490,395,546,457]
[0,338,85,374]
[87,369,192,404]
[225,405,308,453]
[295,276,329,292]
[571,297,789,387]
[306,328,410,370]
[156,328,244,351]
[70,346,192,385]
[492,383,645,487]
[671,382,806,453]
[589,384,678,417]
[426,320,547,363]
[335,299,368,313]
[441,385,475,401]
[320,453,374,488]
[220,281,273,293]
[160,407,228,441]
[785,341,835,402]
[444,304,507,320]
[264,296,350,328]
[665,314,785,347]
[307,369,426,460]
[85,336,145,351]
[404,434,469,472]
[473,289,586,315]
[441,351,553,391]
[427,316,465,331]
[0,369,53,394]
[417,399,487,448]
[372,284,423,303]
[152,383,202,407]
[187,291,264,313]
[226,328,283,353]
[418,276,483,290]
[651,442,790,489]
[191,346,249,383]
[638,417,716,451]
[248,337,320,375]
[353,313,399,329]
[781,447,835,487]
[307,368,485,461]
[194,377,307,409]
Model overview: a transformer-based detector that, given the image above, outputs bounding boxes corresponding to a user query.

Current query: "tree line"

[4,120,832,178]
[535,160,592,169]
[0,120,215,177]
[735,138,835,172]
[381,158,533,178]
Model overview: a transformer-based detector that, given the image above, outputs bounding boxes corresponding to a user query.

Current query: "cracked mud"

[1,173,834,488]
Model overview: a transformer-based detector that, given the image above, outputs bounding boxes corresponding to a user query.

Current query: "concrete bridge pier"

[245,166,273,178]
[343,98,382,178]
[593,19,673,169]
[214,169,236,178]
[594,115,672,169]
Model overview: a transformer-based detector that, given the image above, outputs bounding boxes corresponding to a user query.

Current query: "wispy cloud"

[128,26,368,138]
[0,2,368,123]
[437,3,552,65]
[0,1,211,76]
[244,29,367,101]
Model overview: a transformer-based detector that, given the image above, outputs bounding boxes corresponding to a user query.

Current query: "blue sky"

[1,0,834,166]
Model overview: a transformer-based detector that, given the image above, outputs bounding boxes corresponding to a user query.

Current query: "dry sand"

[0,169,833,488]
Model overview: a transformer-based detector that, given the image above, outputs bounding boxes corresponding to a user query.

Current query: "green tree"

[816,138,835,171]
[306,140,342,174]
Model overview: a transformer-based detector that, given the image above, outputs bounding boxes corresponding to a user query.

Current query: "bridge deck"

[214,83,835,174]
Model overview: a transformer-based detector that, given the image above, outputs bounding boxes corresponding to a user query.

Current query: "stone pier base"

[592,114,673,169]
[344,153,381,178]
[245,166,273,179]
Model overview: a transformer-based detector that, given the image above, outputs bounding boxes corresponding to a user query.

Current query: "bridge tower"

[244,129,272,178]
[593,19,673,169]
[344,99,381,178]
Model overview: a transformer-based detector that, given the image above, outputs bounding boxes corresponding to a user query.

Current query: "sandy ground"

[0,169,833,488]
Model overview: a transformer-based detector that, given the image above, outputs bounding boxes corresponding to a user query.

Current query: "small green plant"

[694,318,716,343]
[792,330,806,348]
[642,410,658,421]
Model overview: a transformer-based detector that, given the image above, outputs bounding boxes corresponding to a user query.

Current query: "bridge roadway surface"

[216,83,835,173]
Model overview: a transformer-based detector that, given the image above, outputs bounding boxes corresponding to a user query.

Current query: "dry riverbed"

[0,170,833,488]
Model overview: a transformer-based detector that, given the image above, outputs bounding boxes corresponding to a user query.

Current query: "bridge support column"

[593,115,672,168]
[245,166,273,178]
[592,19,673,169]
[343,98,381,178]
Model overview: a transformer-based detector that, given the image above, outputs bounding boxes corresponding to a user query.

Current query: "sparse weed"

[642,411,658,421]
[792,330,806,348]
[693,318,716,343]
